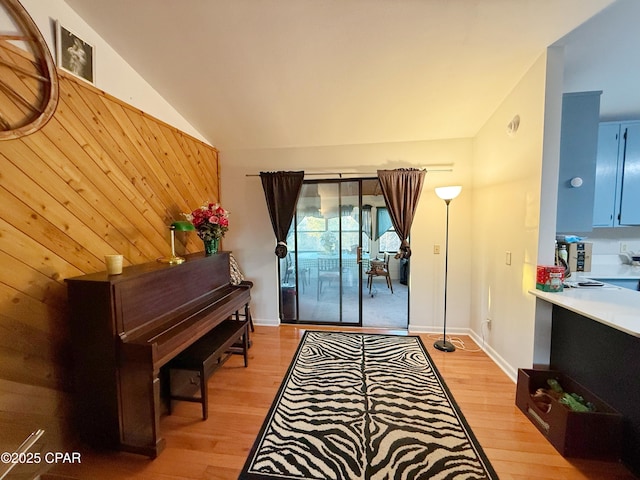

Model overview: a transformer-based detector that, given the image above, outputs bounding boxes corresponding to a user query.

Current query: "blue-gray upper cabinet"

[593,121,640,227]
[556,91,602,233]
[593,123,621,227]
[620,123,640,225]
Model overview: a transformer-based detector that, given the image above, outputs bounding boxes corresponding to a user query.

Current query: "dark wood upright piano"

[65,252,251,457]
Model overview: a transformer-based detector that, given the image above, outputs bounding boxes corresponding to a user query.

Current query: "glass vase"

[203,237,219,256]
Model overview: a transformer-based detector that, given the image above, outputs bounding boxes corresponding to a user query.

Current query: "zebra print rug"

[239,331,498,479]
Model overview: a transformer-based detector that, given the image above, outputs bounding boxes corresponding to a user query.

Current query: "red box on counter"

[536,265,564,292]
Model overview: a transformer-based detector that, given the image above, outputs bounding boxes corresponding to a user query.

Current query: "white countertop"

[585,263,640,280]
[530,275,640,337]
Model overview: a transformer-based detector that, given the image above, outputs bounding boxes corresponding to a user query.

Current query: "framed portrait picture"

[56,22,94,84]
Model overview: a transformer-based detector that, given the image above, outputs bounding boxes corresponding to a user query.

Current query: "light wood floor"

[48,326,637,480]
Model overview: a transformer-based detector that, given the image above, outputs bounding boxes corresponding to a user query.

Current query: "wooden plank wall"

[0,40,219,453]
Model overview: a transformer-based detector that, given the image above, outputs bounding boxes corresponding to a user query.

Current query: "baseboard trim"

[467,330,518,383]
[409,325,517,383]
[255,321,518,382]
[253,317,280,327]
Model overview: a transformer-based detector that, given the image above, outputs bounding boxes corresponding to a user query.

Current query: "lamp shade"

[435,185,462,201]
[171,220,195,231]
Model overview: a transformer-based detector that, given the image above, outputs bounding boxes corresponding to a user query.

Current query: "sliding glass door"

[278,178,409,329]
[279,180,360,324]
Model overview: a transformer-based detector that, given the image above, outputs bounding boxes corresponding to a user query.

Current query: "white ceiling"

[64,0,630,150]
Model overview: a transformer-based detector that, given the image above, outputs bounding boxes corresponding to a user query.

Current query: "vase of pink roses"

[184,202,229,255]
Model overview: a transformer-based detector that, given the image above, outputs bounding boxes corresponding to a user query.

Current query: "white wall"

[220,140,473,329]
[470,51,555,379]
[586,227,640,256]
[16,0,208,142]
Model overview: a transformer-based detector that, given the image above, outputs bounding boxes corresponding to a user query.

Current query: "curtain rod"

[245,167,453,177]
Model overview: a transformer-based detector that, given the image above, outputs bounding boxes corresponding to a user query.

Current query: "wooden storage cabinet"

[593,121,640,227]
[556,91,602,233]
[516,369,622,459]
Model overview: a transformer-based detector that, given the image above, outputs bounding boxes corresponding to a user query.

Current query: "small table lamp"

[157,221,195,264]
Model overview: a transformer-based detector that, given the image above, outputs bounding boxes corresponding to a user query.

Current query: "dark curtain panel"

[377,168,426,258]
[260,171,305,258]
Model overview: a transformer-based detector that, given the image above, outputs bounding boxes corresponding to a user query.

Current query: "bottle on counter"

[559,244,568,263]
[557,243,570,279]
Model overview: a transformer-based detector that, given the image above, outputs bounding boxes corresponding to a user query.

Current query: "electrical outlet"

[620,243,628,253]
[434,244,440,254]
[486,318,492,329]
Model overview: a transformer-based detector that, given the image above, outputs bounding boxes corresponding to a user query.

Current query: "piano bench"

[167,319,249,420]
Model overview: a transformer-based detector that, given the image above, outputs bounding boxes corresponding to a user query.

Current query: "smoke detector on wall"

[506,115,520,136]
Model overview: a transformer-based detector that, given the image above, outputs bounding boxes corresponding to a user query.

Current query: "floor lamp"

[434,185,462,352]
